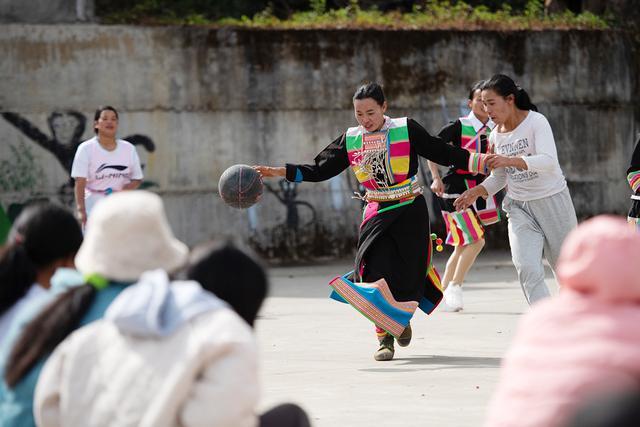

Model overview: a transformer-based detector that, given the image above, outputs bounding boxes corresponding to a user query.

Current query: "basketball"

[218,164,264,209]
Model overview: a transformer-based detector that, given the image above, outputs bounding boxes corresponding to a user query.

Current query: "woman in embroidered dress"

[626,136,640,231]
[454,74,577,305]
[254,83,490,361]
[427,80,499,312]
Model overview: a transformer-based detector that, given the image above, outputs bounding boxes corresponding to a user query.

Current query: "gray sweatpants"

[502,188,577,305]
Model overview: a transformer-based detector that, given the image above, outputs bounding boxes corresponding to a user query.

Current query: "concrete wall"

[0,1,93,23]
[1,25,637,258]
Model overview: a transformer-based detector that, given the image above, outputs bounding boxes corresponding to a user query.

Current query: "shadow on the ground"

[359,354,502,372]
[451,311,523,316]
[461,286,513,292]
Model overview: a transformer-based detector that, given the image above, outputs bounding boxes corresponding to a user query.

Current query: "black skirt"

[354,195,440,305]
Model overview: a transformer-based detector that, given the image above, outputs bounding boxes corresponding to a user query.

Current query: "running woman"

[427,80,499,312]
[255,82,490,361]
[455,74,577,305]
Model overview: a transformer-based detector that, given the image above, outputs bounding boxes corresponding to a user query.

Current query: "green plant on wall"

[0,142,46,244]
[310,0,326,15]
[0,204,10,244]
[0,142,44,192]
[97,0,610,29]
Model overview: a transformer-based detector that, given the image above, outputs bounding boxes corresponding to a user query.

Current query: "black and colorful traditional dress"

[285,116,488,338]
[436,111,500,246]
[627,137,640,231]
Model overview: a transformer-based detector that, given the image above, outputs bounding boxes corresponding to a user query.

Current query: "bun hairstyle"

[353,82,386,106]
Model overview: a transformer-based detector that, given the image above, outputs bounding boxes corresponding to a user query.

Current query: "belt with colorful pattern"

[364,177,423,202]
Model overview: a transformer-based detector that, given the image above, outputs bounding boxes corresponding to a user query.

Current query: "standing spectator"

[71,106,143,226]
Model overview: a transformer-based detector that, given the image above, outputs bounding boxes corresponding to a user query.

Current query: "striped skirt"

[329,267,441,338]
[442,207,485,246]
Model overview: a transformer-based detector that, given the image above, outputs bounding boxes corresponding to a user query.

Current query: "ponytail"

[5,284,96,387]
[0,244,37,317]
[515,87,538,112]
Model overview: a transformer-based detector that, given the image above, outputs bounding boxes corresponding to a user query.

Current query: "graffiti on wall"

[0,111,158,222]
[249,177,359,261]
[0,142,47,242]
[263,179,317,230]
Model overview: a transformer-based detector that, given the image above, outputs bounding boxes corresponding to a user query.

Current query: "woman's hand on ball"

[253,166,285,178]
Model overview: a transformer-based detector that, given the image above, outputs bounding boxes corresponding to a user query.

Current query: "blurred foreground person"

[35,242,310,427]
[484,216,640,427]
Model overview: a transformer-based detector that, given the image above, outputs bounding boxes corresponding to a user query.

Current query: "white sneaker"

[441,283,463,312]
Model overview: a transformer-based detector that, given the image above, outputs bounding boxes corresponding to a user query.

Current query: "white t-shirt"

[481,111,567,201]
[71,137,143,212]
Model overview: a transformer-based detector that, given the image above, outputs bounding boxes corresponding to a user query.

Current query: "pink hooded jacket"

[484,216,640,427]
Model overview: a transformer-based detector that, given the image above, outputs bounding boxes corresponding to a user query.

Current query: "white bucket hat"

[75,191,188,282]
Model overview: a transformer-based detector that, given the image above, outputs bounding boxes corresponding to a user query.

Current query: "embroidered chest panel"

[459,118,491,154]
[345,118,410,190]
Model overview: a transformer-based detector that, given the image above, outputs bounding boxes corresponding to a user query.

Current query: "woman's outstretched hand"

[253,166,286,178]
[454,185,488,211]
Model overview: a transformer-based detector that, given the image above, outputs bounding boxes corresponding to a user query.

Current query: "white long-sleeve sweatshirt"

[481,111,568,201]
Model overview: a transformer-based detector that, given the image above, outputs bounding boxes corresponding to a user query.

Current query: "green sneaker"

[374,334,395,361]
[397,324,412,347]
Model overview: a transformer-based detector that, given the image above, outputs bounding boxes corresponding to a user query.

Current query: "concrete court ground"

[255,250,558,427]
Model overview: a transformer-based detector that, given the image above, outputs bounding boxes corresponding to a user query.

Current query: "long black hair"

[187,241,268,327]
[5,284,97,387]
[482,74,538,112]
[93,105,119,134]
[353,82,386,106]
[2,203,86,387]
[0,203,82,318]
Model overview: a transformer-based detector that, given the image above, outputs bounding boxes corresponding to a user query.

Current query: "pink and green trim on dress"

[328,262,443,338]
[442,208,485,246]
[329,275,418,338]
[465,179,501,227]
[455,118,490,175]
[346,117,411,190]
[329,117,443,337]
[328,235,443,338]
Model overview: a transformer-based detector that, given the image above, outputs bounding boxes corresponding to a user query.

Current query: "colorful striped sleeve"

[628,138,640,193]
[628,171,640,193]
[467,153,490,175]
